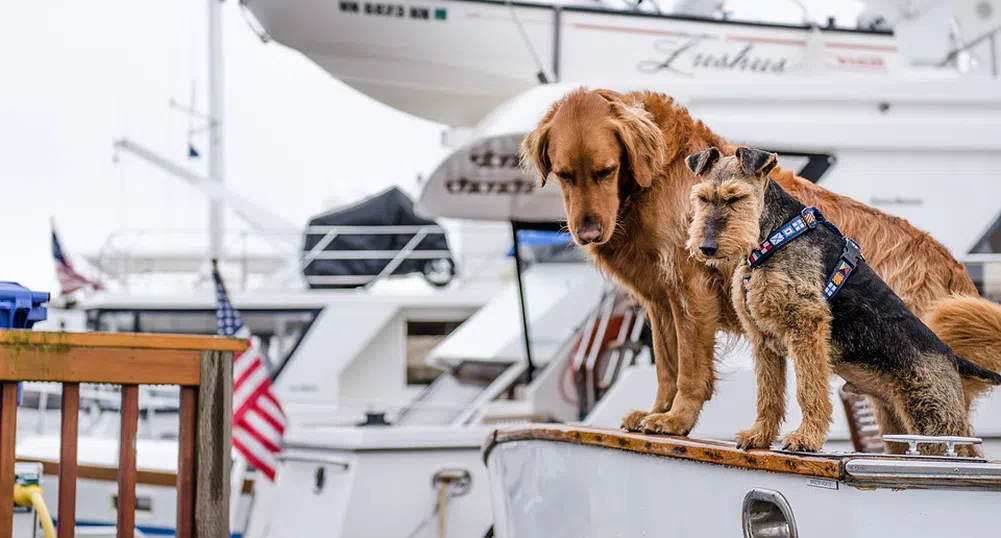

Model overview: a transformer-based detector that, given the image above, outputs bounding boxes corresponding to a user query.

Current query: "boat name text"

[469,151,521,169]
[445,178,535,195]
[639,36,791,76]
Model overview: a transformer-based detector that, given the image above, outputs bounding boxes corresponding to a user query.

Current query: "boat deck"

[484,424,1001,490]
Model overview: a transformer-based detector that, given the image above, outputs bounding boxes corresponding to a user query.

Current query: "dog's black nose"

[576,216,602,244]
[699,240,719,257]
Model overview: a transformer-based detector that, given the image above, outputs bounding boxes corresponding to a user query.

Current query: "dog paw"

[782,430,825,452]
[734,425,776,450]
[639,411,695,436]
[621,410,649,432]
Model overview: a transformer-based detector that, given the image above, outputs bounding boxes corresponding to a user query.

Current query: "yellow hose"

[13,484,56,538]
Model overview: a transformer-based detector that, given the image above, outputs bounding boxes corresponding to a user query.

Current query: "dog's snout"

[576,216,603,244]
[699,239,719,257]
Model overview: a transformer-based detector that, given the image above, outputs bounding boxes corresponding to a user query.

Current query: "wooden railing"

[0,330,246,538]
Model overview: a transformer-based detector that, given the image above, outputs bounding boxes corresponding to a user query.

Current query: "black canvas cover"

[302,187,455,289]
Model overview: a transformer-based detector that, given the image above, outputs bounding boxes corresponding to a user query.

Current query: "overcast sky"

[0,0,862,293]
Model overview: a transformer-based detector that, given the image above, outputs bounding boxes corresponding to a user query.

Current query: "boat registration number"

[806,478,839,490]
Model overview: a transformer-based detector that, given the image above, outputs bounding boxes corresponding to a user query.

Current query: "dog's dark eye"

[595,167,615,179]
[722,196,745,205]
[555,171,573,182]
[697,194,711,204]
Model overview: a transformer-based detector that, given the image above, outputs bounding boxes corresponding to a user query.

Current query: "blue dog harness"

[742,207,863,304]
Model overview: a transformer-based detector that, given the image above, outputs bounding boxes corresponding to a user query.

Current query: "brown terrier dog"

[521,87,1001,445]
[686,146,1001,452]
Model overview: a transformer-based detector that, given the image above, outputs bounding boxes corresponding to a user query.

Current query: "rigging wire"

[503,0,551,83]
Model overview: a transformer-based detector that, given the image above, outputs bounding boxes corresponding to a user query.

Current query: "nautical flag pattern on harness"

[823,259,855,300]
[747,208,818,269]
[743,207,863,304]
[213,264,287,481]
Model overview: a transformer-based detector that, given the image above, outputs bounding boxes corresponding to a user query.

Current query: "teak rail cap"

[0,330,247,352]
[0,330,246,386]
[484,424,843,480]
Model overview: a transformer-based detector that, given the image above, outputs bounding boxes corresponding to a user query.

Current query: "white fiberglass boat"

[241,0,1000,127]
[485,425,1001,538]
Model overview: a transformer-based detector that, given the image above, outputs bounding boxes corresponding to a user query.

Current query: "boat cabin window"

[966,217,1001,302]
[405,320,463,386]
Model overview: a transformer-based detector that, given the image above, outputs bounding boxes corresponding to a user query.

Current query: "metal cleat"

[882,434,983,456]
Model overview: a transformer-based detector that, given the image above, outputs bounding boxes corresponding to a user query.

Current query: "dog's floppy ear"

[521,102,562,187]
[604,96,665,189]
[685,147,721,177]
[735,147,778,178]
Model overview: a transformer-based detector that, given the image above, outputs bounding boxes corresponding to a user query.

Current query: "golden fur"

[923,295,1001,412]
[521,88,1001,443]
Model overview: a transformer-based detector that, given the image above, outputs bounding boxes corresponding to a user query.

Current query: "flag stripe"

[52,226,103,296]
[256,393,288,428]
[233,430,278,481]
[244,403,285,434]
[214,264,287,481]
[237,410,282,452]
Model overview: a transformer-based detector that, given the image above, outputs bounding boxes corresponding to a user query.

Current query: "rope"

[437,478,448,538]
[405,480,452,538]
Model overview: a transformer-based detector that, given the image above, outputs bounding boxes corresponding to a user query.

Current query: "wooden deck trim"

[486,425,843,480]
[176,386,197,538]
[17,459,256,494]
[0,383,18,538]
[57,383,80,538]
[0,347,202,385]
[0,330,247,352]
[117,385,139,538]
[0,331,246,386]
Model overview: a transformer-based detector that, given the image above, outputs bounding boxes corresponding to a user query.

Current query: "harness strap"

[743,207,864,310]
[747,207,819,269]
[822,237,862,301]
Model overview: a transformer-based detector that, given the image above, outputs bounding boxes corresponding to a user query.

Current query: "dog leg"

[781,318,834,453]
[640,290,717,436]
[735,338,787,450]
[870,398,909,454]
[621,302,678,432]
[893,370,975,457]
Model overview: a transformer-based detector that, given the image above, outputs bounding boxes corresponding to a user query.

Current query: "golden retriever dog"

[520,87,1001,447]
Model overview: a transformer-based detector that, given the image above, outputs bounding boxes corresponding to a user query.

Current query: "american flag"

[213,262,287,481]
[52,223,103,296]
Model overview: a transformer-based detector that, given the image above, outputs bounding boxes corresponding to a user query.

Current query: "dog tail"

[925,295,1001,391]
[954,355,1001,385]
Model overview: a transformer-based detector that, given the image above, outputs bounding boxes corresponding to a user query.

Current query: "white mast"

[208,0,224,261]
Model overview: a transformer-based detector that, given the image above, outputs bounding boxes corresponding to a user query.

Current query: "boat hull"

[485,427,1001,538]
[244,0,901,126]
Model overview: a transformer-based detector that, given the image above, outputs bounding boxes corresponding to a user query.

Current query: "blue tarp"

[0,281,49,405]
[507,230,573,256]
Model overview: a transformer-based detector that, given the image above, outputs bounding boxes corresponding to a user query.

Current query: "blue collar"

[744,207,863,302]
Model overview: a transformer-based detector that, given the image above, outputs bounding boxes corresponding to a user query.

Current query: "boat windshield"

[87,307,318,373]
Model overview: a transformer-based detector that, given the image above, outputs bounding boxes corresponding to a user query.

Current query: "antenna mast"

[208,0,224,262]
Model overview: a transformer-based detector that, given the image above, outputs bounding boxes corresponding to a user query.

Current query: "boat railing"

[570,289,650,419]
[21,382,182,438]
[0,329,243,538]
[84,225,522,293]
